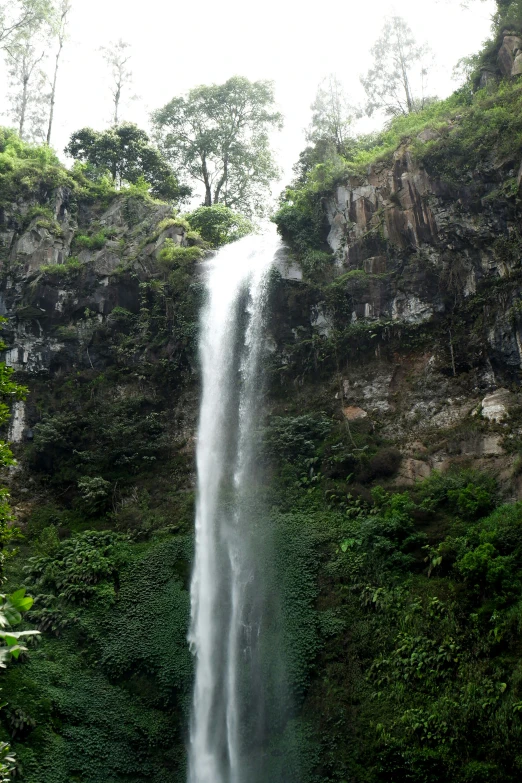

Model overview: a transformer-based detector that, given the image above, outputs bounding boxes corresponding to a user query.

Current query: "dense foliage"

[65,123,191,203]
[152,76,282,216]
[186,204,253,247]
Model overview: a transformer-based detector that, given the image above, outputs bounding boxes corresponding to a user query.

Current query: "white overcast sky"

[1,0,496,190]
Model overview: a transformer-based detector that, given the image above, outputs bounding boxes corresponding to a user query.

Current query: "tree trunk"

[19,72,29,139]
[213,154,228,205]
[114,79,121,125]
[201,155,212,206]
[46,38,63,144]
[395,25,414,114]
[47,7,69,145]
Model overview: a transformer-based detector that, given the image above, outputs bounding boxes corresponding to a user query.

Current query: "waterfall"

[188,228,281,783]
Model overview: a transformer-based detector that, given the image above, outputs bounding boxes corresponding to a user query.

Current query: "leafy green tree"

[65,123,191,202]
[360,16,434,117]
[493,0,522,29]
[187,204,253,247]
[152,76,283,217]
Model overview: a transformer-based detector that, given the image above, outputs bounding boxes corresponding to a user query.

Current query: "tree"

[293,75,357,182]
[187,204,253,247]
[4,20,49,140]
[100,38,133,126]
[65,123,191,202]
[360,16,433,117]
[0,0,50,49]
[492,0,522,30]
[46,0,70,145]
[152,76,283,217]
[308,75,355,157]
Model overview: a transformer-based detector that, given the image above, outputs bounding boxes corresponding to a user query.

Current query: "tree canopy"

[187,204,253,247]
[293,75,357,182]
[0,0,50,48]
[152,76,283,217]
[360,16,434,117]
[65,123,191,202]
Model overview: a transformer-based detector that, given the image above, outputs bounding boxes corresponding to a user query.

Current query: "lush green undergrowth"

[263,420,522,782]
[3,360,522,783]
[6,407,522,783]
[2,534,192,783]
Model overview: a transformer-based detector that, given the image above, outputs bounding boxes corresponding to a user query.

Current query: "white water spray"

[188,229,281,783]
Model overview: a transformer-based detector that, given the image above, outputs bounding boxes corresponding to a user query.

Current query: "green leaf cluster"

[186,204,253,247]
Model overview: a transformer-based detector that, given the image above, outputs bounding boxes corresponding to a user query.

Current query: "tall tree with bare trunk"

[361,16,434,117]
[4,17,50,140]
[46,0,70,145]
[100,38,133,126]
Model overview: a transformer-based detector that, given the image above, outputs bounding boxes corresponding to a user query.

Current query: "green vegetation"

[256,407,522,782]
[0,129,70,207]
[495,0,522,29]
[157,241,202,268]
[152,76,282,216]
[39,257,81,278]
[186,204,253,247]
[2,533,192,783]
[0,320,38,781]
[74,231,108,251]
[65,123,191,203]
[3,5,522,782]
[0,590,39,783]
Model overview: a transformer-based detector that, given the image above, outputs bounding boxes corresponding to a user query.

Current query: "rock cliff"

[270,120,522,494]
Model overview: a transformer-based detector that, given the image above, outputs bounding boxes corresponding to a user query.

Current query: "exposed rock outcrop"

[322,147,522,373]
[498,30,522,77]
[0,195,189,373]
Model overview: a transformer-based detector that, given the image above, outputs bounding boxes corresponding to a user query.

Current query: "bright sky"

[2,0,497,190]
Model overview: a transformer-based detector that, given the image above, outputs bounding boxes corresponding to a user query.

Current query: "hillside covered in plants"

[1,1,522,782]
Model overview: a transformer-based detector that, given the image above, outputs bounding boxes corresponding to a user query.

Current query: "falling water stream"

[188,228,282,783]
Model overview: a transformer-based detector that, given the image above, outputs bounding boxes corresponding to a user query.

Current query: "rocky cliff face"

[0,192,187,375]
[326,146,518,333]
[2,125,522,501]
[268,140,522,493]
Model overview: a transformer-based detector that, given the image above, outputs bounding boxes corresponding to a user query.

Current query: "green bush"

[77,476,111,515]
[0,128,70,207]
[264,414,332,463]
[25,531,129,605]
[186,204,253,247]
[416,469,497,517]
[157,241,202,267]
[74,230,107,251]
[40,257,82,278]
[274,195,327,254]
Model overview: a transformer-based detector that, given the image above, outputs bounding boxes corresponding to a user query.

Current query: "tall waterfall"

[188,229,282,783]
